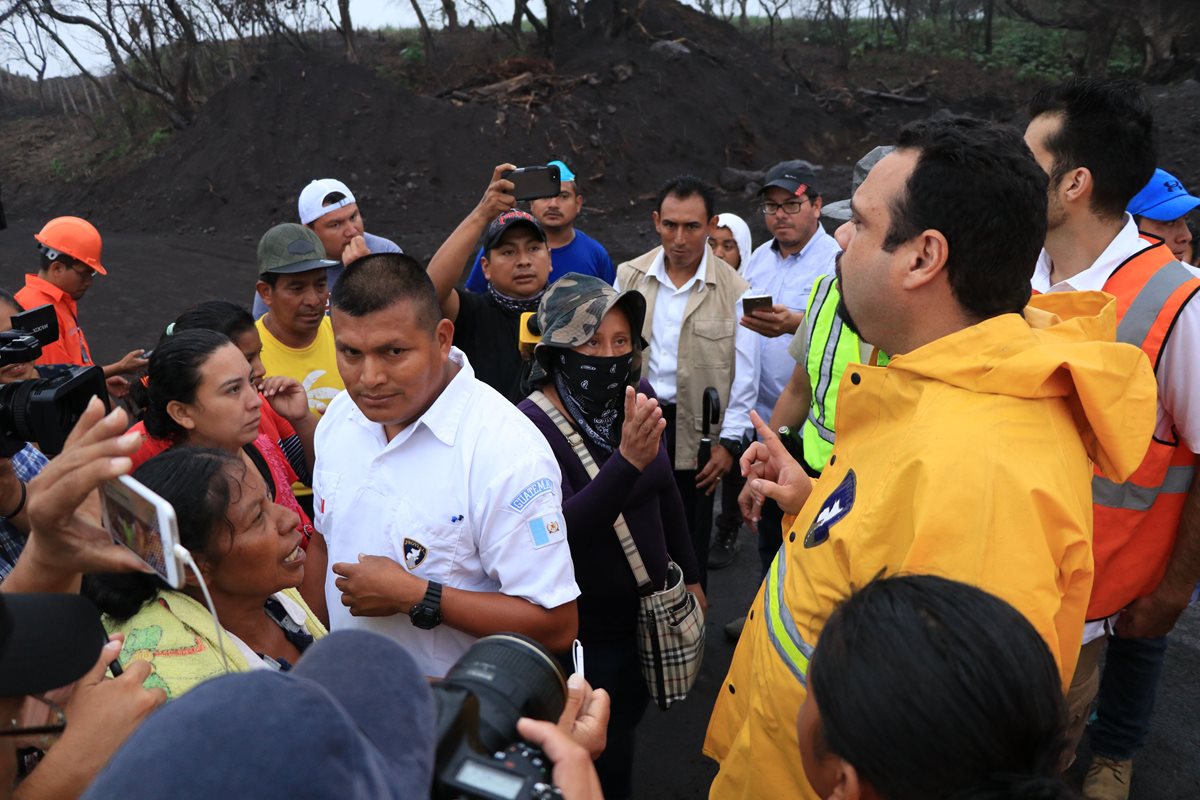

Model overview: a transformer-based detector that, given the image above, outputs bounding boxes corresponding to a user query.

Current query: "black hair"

[808,574,1070,800]
[655,174,716,220]
[1028,78,1156,220]
[173,301,256,342]
[143,329,233,440]
[83,447,243,620]
[330,252,439,332]
[322,191,347,207]
[883,117,1047,320]
[258,273,280,288]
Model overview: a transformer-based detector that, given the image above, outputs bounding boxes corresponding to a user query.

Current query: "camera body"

[0,304,109,456]
[433,634,567,800]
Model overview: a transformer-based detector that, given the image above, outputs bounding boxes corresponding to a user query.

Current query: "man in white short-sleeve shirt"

[313,252,580,677]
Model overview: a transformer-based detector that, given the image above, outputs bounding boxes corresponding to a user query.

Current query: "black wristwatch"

[719,436,746,460]
[409,580,443,630]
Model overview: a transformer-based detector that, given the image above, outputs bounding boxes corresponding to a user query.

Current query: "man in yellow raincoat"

[704,118,1158,800]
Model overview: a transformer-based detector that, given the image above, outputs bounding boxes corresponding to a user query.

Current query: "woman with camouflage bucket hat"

[517,273,705,800]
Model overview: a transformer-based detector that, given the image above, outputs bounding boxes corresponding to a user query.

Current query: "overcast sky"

[4,0,544,77]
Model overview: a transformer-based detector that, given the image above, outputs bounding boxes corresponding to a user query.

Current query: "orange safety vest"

[1089,238,1200,619]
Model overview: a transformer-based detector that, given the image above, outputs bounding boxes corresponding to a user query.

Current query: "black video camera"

[433,634,567,800]
[0,304,109,457]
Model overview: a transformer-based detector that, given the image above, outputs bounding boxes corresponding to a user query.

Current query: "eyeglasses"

[760,199,809,216]
[0,695,67,740]
[68,263,97,279]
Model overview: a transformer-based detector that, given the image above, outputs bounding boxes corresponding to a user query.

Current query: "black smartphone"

[742,294,774,314]
[502,165,561,201]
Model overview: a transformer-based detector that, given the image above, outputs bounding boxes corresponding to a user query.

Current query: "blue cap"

[548,160,576,183]
[1128,168,1200,222]
[82,631,436,800]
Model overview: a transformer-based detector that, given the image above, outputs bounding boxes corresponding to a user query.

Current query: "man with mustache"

[427,165,553,403]
[710,162,840,580]
[461,160,616,292]
[705,117,1158,800]
[615,174,759,588]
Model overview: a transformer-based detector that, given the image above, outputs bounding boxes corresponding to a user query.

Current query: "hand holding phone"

[742,294,774,315]
[99,475,184,589]
[502,165,562,201]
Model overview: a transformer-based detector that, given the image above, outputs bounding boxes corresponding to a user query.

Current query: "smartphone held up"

[100,475,185,589]
[502,165,561,201]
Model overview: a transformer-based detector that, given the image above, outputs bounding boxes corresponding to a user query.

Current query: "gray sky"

[4,0,541,77]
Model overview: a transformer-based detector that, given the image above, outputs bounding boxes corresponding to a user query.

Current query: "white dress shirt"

[740,226,840,422]
[621,250,759,442]
[1034,216,1200,642]
[313,348,580,677]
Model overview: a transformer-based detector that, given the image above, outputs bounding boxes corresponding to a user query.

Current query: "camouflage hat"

[257,223,340,276]
[529,274,647,384]
[821,146,895,223]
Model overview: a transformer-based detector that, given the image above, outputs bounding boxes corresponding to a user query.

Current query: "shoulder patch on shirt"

[528,514,565,549]
[403,538,428,569]
[510,478,554,511]
[804,470,856,549]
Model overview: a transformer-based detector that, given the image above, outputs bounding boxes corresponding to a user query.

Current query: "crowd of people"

[1,75,1198,800]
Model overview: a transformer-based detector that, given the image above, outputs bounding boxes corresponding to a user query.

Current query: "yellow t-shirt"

[256,315,345,416]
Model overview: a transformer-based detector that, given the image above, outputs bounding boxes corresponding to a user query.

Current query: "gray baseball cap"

[822,146,895,223]
[257,223,340,276]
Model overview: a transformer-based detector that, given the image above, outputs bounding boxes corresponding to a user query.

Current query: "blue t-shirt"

[463,228,615,292]
[251,231,401,320]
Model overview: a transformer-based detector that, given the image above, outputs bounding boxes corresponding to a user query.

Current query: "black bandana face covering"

[553,349,634,453]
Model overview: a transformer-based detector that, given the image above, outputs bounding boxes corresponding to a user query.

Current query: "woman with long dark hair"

[124,329,327,622]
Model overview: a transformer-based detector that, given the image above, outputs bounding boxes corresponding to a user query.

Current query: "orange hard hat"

[34,216,107,276]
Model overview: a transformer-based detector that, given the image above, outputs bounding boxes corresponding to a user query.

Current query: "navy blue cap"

[82,630,436,800]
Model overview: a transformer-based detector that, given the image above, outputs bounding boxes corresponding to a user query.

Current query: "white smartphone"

[100,475,185,589]
[742,294,773,314]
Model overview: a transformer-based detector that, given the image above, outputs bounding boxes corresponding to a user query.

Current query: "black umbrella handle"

[702,387,721,436]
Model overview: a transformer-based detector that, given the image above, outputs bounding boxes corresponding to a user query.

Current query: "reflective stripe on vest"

[1089,239,1200,618]
[762,547,814,685]
[800,275,863,472]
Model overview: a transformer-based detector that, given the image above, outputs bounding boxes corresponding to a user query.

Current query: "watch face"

[411,605,442,630]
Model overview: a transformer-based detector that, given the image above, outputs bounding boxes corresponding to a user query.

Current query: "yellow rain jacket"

[704,292,1157,800]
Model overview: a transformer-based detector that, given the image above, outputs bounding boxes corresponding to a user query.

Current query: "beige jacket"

[618,247,749,470]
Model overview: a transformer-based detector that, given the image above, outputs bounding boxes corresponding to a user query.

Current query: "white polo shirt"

[313,347,580,677]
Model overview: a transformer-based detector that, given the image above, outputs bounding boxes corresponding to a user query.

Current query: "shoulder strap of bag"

[530,391,654,592]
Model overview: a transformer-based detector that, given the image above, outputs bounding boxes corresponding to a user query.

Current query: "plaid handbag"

[531,392,705,711]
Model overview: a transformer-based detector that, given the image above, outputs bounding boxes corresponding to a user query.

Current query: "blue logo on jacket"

[804,470,856,548]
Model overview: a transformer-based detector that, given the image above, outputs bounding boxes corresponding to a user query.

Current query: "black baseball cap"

[483,210,546,253]
[0,592,105,696]
[761,160,820,198]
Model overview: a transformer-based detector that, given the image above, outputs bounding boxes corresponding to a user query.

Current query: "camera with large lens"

[433,633,568,800]
[0,304,108,457]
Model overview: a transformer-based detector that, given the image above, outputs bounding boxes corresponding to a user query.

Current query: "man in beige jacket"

[616,175,760,588]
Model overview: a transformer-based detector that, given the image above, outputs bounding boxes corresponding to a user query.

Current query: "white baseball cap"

[298,178,357,225]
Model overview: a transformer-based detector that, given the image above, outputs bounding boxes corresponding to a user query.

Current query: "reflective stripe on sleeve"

[762,549,814,685]
[1093,465,1196,512]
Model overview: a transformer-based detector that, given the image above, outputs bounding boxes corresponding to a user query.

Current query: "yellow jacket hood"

[884,291,1156,482]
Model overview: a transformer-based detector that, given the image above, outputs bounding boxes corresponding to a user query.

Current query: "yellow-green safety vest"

[800,274,887,473]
